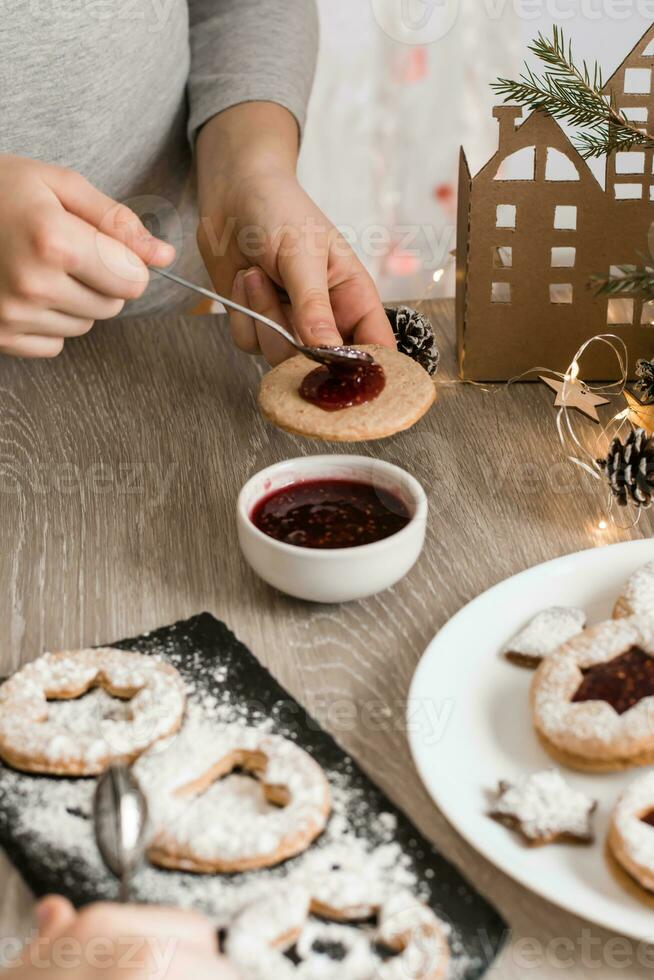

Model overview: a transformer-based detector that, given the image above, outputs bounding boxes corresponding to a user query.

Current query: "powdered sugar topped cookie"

[503,607,586,668]
[0,649,186,776]
[135,720,331,872]
[609,771,654,895]
[531,616,654,771]
[490,769,596,845]
[225,882,450,980]
[614,560,654,619]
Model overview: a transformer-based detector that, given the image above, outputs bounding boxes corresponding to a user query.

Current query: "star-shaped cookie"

[490,770,597,846]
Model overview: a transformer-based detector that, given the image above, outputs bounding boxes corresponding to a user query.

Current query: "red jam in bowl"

[251,479,411,549]
[299,360,385,411]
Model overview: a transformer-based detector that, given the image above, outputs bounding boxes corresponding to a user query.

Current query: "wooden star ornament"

[539,375,610,424]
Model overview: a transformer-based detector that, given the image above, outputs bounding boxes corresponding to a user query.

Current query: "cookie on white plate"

[503,607,586,668]
[609,771,654,896]
[490,769,596,846]
[531,617,654,771]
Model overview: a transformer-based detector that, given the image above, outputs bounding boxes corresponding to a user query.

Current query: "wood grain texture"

[1,300,653,977]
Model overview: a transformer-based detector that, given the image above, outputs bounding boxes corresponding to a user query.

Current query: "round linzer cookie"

[134,721,331,873]
[614,560,654,619]
[225,882,450,980]
[489,769,596,845]
[258,344,436,442]
[609,771,654,897]
[531,617,654,771]
[0,649,186,776]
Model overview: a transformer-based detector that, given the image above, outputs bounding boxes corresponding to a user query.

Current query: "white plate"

[408,539,654,943]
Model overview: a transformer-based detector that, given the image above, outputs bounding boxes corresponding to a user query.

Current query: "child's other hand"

[0,156,174,358]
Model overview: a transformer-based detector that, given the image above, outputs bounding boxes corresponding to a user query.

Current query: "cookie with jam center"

[608,771,654,898]
[531,616,654,771]
[258,344,435,442]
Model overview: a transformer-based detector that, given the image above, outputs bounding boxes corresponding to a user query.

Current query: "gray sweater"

[0,0,319,312]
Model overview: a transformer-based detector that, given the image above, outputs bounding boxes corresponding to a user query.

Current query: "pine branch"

[492,27,654,158]
[591,266,654,298]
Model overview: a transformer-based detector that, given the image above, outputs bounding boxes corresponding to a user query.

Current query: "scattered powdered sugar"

[612,771,654,869]
[0,629,481,979]
[503,607,586,664]
[617,561,654,618]
[491,769,596,842]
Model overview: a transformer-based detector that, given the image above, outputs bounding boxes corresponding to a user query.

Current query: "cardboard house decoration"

[456,23,654,381]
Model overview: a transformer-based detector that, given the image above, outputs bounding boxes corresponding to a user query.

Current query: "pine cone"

[384,306,439,377]
[597,428,654,508]
[635,358,654,405]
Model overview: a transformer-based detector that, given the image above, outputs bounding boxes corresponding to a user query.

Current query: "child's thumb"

[34,895,77,941]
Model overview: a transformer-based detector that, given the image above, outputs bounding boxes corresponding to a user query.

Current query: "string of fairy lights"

[417,252,654,528]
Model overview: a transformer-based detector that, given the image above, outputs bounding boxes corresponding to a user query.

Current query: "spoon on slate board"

[93,765,149,902]
[152,267,373,370]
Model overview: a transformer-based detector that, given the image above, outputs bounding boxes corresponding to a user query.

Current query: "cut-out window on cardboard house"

[625,67,652,93]
[641,300,654,324]
[551,246,576,268]
[616,152,645,174]
[494,146,535,181]
[550,284,573,304]
[456,23,654,381]
[553,205,577,230]
[623,107,649,124]
[496,204,516,228]
[493,246,513,268]
[615,183,643,200]
[545,149,580,181]
[491,282,511,304]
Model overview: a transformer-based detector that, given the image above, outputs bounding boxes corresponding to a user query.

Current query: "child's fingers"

[243,267,296,366]
[228,269,261,355]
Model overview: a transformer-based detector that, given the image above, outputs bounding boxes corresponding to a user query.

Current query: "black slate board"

[0,614,505,976]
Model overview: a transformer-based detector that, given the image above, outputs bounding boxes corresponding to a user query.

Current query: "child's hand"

[199,171,396,366]
[196,104,395,366]
[9,895,240,979]
[0,156,174,358]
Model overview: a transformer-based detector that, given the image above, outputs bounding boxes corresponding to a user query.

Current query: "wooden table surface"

[1,299,653,977]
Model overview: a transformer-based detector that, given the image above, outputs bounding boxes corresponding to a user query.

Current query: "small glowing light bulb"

[564,361,580,383]
[432,268,444,283]
[613,409,630,421]
[598,519,608,530]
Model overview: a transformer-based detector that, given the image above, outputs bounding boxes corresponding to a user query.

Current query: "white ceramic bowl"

[237,455,427,603]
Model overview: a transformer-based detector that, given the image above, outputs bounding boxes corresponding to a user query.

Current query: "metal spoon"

[93,764,149,902]
[152,267,372,369]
